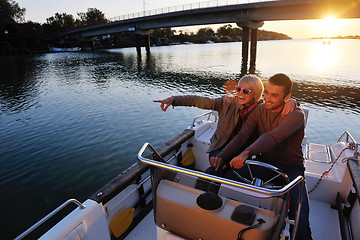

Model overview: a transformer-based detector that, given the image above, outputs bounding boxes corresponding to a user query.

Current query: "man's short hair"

[268,73,293,96]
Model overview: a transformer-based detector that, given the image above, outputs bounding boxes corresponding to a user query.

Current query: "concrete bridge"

[59,0,360,75]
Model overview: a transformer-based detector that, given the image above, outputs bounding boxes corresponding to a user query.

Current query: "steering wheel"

[232,160,289,189]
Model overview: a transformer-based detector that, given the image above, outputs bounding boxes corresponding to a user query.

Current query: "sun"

[323,16,337,25]
[319,16,340,37]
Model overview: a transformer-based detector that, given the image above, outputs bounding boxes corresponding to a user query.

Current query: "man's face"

[264,82,290,111]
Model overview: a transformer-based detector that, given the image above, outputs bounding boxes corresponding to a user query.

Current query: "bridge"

[59,0,360,75]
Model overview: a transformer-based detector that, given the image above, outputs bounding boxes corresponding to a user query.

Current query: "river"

[1,39,360,239]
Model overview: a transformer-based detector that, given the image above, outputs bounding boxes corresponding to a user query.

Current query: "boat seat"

[191,121,217,171]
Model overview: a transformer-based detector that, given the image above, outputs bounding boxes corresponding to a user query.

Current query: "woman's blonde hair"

[238,74,264,103]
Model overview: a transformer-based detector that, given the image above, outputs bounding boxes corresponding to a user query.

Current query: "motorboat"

[14,110,360,240]
[49,46,81,52]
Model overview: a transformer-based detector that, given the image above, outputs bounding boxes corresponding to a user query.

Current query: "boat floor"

[125,199,340,240]
[125,210,156,240]
[309,199,341,240]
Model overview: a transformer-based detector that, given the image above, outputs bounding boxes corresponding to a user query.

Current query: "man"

[211,73,312,240]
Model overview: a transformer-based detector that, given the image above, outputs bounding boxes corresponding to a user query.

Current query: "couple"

[154,73,312,240]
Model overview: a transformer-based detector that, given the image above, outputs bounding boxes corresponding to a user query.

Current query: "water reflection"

[1,47,360,116]
[108,49,360,114]
[293,81,360,114]
[306,43,338,71]
[0,56,40,115]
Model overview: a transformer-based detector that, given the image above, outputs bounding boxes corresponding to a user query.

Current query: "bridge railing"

[108,0,276,22]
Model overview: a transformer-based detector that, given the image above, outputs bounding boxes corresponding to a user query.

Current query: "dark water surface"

[1,39,360,239]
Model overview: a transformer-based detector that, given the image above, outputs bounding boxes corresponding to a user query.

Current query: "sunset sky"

[16,0,360,39]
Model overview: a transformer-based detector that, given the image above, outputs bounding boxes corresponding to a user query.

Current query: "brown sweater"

[173,95,257,153]
[217,103,306,166]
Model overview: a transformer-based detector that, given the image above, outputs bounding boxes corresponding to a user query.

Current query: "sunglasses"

[236,86,252,95]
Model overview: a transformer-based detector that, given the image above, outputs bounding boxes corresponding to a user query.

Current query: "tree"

[197,27,214,38]
[77,8,106,24]
[43,13,76,34]
[0,0,26,23]
[152,28,175,38]
[217,24,242,37]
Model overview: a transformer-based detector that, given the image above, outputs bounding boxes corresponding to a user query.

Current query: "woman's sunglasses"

[236,86,252,95]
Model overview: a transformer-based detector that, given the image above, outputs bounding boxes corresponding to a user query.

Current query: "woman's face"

[236,82,255,105]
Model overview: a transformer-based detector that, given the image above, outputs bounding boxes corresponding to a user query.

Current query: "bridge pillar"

[135,34,141,55]
[249,29,257,74]
[241,27,250,77]
[144,34,151,55]
[236,20,264,76]
[135,29,153,56]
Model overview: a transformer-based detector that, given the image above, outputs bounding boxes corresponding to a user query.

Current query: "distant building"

[0,21,42,56]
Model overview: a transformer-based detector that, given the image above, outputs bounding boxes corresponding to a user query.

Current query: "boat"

[14,110,360,240]
[49,46,81,52]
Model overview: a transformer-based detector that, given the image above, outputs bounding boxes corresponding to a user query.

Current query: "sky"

[16,0,360,39]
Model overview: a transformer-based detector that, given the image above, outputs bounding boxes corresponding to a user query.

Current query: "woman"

[154,74,295,175]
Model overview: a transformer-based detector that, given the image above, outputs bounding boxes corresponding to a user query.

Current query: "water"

[1,39,360,239]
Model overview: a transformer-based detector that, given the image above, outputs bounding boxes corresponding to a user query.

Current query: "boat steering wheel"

[232,160,289,189]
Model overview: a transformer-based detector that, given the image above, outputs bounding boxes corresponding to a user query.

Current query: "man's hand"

[230,150,250,169]
[153,96,175,112]
[209,156,224,171]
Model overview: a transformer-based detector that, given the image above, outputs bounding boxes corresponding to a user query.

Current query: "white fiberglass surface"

[125,210,157,240]
[308,199,341,240]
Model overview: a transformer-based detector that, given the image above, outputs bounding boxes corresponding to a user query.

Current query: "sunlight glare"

[320,16,340,37]
[306,41,337,72]
[324,16,337,24]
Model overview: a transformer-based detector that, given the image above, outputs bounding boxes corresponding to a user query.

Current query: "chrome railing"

[191,111,218,129]
[138,142,303,196]
[338,130,359,153]
[108,0,278,22]
[14,199,86,240]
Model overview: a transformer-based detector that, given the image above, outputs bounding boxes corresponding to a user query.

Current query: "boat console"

[138,143,304,240]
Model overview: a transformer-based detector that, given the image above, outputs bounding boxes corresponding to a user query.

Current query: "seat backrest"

[302,107,309,126]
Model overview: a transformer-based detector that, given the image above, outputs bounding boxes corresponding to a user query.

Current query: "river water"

[1,39,360,239]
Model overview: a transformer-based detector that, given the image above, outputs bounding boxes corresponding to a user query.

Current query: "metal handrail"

[108,0,277,22]
[138,142,303,197]
[191,111,218,129]
[14,199,86,240]
[338,130,359,152]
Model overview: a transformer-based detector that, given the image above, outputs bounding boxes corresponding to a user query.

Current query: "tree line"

[1,0,107,36]
[155,25,292,45]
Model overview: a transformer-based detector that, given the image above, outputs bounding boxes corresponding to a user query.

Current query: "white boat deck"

[125,198,341,240]
[309,199,341,240]
[125,210,156,240]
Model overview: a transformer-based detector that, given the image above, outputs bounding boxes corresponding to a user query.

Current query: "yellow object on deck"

[181,150,196,166]
[110,207,135,237]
